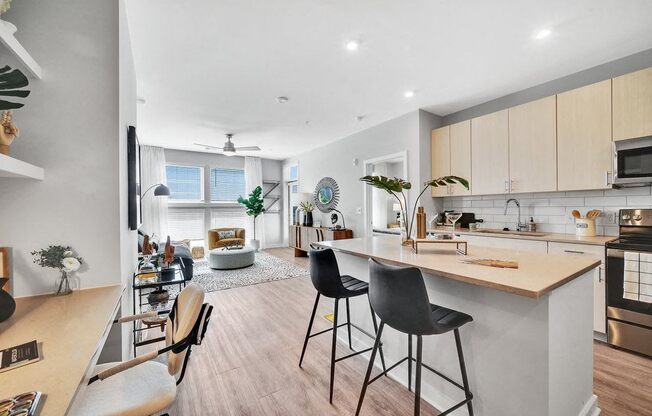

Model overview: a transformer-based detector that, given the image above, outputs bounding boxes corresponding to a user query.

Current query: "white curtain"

[140,146,168,240]
[244,156,266,247]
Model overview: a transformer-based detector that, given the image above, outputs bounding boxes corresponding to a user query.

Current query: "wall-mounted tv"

[127,126,141,230]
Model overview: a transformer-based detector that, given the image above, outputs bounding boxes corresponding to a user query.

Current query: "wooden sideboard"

[289,225,353,257]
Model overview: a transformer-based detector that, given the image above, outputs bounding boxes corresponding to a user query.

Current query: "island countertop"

[317,235,600,298]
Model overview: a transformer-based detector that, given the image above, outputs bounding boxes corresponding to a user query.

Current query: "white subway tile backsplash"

[585,196,627,206]
[532,206,567,216]
[471,200,495,208]
[605,187,651,196]
[626,196,652,206]
[548,198,584,207]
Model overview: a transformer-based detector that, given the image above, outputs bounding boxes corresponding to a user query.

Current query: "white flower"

[62,257,81,272]
[64,250,74,257]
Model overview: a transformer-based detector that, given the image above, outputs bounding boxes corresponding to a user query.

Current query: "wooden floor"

[162,248,652,416]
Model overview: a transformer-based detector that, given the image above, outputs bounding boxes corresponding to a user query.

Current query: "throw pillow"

[218,230,236,239]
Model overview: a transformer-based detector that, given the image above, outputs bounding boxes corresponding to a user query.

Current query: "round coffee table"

[208,246,255,270]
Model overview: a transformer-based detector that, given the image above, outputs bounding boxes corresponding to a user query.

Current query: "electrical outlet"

[356,207,362,214]
[604,211,616,224]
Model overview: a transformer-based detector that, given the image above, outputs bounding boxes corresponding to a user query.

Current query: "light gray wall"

[164,149,284,245]
[283,110,429,239]
[418,109,444,214]
[0,0,129,297]
[442,48,652,124]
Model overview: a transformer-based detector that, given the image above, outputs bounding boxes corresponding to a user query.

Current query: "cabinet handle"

[598,267,602,283]
[510,179,514,192]
[564,249,585,254]
[504,179,509,192]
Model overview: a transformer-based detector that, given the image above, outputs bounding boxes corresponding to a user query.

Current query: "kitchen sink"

[473,229,549,237]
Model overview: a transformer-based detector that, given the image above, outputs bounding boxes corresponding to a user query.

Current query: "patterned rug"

[187,251,309,293]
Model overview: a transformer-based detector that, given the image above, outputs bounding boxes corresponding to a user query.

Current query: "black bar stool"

[355,258,474,416]
[299,247,387,403]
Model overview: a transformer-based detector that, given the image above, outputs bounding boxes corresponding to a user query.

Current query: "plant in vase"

[0,66,30,156]
[237,186,265,251]
[31,245,83,295]
[299,201,315,226]
[360,175,469,246]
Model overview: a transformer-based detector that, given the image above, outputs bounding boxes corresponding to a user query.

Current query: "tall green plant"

[237,186,266,240]
[0,66,30,110]
[360,175,469,244]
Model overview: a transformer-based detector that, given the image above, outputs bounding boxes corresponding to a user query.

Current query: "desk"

[0,285,123,415]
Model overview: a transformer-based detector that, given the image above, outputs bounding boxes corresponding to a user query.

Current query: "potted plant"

[300,201,314,227]
[0,65,30,156]
[31,245,83,295]
[360,175,469,246]
[237,186,266,251]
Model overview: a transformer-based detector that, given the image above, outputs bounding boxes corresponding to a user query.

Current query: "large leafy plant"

[360,175,469,244]
[0,65,30,110]
[237,186,266,239]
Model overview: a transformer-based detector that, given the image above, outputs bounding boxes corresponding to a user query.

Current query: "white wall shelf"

[0,153,44,179]
[0,20,42,79]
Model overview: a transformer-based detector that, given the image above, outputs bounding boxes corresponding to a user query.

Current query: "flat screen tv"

[127,126,141,230]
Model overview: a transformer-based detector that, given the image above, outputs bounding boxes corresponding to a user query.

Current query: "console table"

[288,225,353,257]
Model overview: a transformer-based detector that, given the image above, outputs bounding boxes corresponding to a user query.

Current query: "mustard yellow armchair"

[208,228,246,250]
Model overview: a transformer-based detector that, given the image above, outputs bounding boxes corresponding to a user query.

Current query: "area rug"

[185,252,309,293]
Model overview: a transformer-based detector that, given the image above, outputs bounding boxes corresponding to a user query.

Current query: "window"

[168,208,205,241]
[210,168,245,202]
[289,164,299,181]
[166,165,204,201]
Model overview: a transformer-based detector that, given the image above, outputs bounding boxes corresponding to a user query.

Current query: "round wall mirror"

[313,177,340,213]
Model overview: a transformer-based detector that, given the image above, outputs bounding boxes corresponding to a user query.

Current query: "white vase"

[250,239,260,252]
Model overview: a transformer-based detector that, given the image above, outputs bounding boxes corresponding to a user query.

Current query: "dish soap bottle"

[527,217,537,232]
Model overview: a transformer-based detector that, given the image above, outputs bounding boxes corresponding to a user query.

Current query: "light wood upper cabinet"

[557,80,612,191]
[449,120,471,196]
[471,110,509,195]
[431,126,450,197]
[508,96,557,193]
[613,67,652,141]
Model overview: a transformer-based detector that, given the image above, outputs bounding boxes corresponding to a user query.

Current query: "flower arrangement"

[299,201,314,212]
[31,245,83,295]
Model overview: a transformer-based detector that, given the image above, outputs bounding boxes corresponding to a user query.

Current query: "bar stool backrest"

[368,258,434,335]
[309,248,345,298]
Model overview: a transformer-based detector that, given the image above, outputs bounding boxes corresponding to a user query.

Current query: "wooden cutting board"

[461,258,519,269]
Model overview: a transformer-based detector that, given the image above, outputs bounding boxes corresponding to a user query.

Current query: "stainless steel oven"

[606,209,652,356]
[613,136,652,187]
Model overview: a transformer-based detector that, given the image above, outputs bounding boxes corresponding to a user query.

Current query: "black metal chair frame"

[300,244,388,403]
[356,323,473,416]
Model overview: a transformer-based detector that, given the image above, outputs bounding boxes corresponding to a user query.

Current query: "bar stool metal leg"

[329,298,339,403]
[367,294,388,374]
[299,293,320,368]
[454,329,474,416]
[355,321,385,416]
[414,335,423,416]
[346,298,353,350]
[408,334,413,391]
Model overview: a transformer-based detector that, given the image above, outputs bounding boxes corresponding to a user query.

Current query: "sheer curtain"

[244,156,266,248]
[140,145,168,240]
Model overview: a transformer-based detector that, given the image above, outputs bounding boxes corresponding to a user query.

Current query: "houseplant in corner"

[238,186,266,251]
[360,175,469,246]
[0,65,30,156]
[31,245,83,295]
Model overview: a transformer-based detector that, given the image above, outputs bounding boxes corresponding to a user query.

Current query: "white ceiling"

[126,0,652,160]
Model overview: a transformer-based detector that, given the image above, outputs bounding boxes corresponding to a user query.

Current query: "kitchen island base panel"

[333,252,598,416]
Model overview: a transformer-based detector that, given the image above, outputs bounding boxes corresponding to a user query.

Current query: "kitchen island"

[316,236,601,416]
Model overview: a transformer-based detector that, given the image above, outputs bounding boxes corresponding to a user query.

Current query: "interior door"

[431,126,450,197]
[471,110,509,195]
[449,120,472,196]
[508,95,557,193]
[557,80,612,191]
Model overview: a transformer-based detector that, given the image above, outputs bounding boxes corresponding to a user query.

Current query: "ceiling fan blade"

[194,143,223,150]
[234,146,261,151]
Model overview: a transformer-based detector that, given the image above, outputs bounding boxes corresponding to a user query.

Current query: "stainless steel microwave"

[613,136,652,186]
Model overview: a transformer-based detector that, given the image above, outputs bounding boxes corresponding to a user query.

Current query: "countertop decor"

[31,245,83,295]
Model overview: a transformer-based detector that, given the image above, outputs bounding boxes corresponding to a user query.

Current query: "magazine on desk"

[0,340,40,373]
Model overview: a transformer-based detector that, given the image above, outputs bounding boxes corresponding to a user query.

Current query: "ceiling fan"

[194,134,261,156]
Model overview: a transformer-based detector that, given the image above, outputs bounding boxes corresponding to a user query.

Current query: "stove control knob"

[622,214,631,220]
[633,214,643,221]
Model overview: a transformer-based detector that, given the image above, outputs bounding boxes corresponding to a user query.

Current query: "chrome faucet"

[504,198,527,231]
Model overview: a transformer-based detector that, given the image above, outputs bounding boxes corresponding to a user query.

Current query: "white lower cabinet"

[547,242,606,334]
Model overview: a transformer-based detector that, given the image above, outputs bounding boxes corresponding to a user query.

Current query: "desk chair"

[74,283,213,416]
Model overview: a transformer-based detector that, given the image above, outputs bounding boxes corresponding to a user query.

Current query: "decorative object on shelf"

[0,0,12,17]
[328,207,346,230]
[31,245,83,296]
[147,288,169,307]
[138,234,157,279]
[393,203,402,225]
[416,207,427,239]
[313,177,340,212]
[0,66,29,156]
[191,246,205,259]
[360,175,469,246]
[160,237,175,281]
[300,201,314,227]
[237,185,265,252]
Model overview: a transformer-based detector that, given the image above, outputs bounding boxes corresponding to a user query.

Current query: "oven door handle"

[607,248,625,258]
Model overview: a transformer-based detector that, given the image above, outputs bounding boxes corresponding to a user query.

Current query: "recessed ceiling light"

[345,40,360,51]
[535,28,552,40]
[276,96,289,103]
[403,90,415,98]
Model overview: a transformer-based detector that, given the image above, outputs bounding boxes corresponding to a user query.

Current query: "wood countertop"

[429,227,616,246]
[317,236,600,298]
[0,285,123,415]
